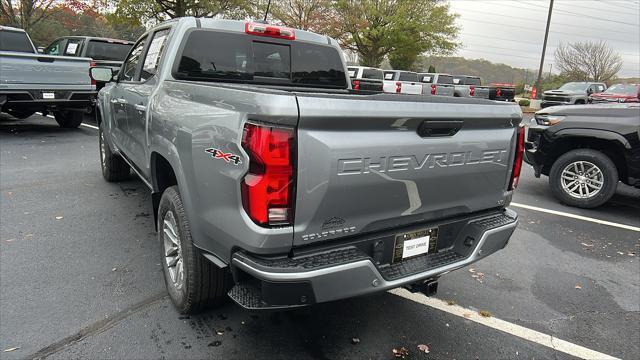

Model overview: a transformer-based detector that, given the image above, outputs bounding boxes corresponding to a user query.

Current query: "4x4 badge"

[205,148,242,165]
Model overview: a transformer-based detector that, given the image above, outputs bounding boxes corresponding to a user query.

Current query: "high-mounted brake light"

[431,84,437,95]
[509,126,525,190]
[469,85,475,97]
[245,22,295,40]
[241,123,296,226]
[353,80,360,91]
[395,81,402,93]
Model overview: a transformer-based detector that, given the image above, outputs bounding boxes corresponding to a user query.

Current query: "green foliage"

[113,0,248,23]
[414,56,535,85]
[334,0,459,68]
[518,99,530,107]
[427,65,436,73]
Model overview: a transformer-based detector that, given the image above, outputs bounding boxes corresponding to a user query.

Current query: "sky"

[448,0,640,78]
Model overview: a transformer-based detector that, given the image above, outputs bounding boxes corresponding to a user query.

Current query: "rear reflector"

[431,84,436,95]
[241,123,295,226]
[509,126,525,190]
[245,22,295,40]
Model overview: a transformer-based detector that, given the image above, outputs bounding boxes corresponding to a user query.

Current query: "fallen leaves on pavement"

[575,284,582,290]
[351,337,360,345]
[392,346,409,358]
[479,310,492,317]
[417,344,430,353]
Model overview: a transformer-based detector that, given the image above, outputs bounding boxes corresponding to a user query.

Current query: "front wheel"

[53,110,83,128]
[549,149,618,208]
[158,186,228,314]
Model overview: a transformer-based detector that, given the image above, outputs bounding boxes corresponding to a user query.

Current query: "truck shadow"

[0,113,89,134]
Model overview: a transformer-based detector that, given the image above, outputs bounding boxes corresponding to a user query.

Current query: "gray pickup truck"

[93,18,523,313]
[0,26,96,127]
[542,82,607,108]
[417,73,455,97]
[452,75,490,99]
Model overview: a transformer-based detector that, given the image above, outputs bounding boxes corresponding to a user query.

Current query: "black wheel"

[158,185,228,314]
[574,100,585,105]
[6,109,35,119]
[53,110,83,128]
[98,123,129,181]
[549,149,618,209]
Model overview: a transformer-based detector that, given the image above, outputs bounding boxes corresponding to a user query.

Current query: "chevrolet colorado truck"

[382,70,423,94]
[452,75,490,99]
[93,18,524,313]
[347,66,384,92]
[0,26,96,127]
[542,82,606,108]
[525,103,640,208]
[417,73,455,97]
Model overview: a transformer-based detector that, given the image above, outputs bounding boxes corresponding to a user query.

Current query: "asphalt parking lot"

[1,114,639,360]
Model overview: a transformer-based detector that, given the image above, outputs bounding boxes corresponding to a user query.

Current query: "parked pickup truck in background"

[452,75,490,99]
[383,70,423,94]
[0,26,96,127]
[417,73,455,97]
[525,103,640,208]
[589,83,639,104]
[348,66,384,92]
[93,18,523,314]
[43,36,133,86]
[542,82,606,108]
[489,83,516,102]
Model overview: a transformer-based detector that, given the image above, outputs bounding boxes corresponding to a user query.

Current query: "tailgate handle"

[36,57,55,63]
[418,120,463,137]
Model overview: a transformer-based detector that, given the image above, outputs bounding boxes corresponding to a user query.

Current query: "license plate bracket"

[393,228,438,263]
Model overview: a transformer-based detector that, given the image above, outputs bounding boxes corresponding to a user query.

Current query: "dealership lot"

[1,114,638,359]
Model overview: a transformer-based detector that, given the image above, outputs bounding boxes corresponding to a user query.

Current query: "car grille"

[544,95,569,102]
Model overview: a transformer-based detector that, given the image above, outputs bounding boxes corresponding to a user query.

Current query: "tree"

[113,0,247,23]
[554,41,622,82]
[268,0,335,33]
[1,0,58,32]
[333,0,459,68]
[427,65,436,73]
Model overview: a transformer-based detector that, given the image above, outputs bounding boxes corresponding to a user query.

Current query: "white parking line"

[36,112,99,131]
[390,288,620,360]
[511,202,640,232]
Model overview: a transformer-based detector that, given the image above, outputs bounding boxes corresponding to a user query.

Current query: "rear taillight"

[395,81,402,93]
[496,88,502,98]
[469,85,475,97]
[353,80,360,91]
[90,60,96,87]
[245,22,295,40]
[509,126,525,190]
[431,84,436,95]
[241,123,295,226]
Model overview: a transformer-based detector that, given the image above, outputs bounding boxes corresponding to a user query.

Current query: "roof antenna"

[263,0,271,22]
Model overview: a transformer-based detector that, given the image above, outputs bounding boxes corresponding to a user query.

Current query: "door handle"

[134,104,146,112]
[417,120,463,137]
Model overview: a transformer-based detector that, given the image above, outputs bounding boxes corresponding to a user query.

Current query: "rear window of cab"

[174,29,347,89]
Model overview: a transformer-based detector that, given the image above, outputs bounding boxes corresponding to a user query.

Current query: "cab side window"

[44,39,63,55]
[140,29,170,82]
[120,36,148,82]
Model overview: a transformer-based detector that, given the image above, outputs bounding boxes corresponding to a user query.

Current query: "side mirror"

[90,67,114,83]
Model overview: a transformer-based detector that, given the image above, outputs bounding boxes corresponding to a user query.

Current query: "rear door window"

[64,39,82,56]
[398,72,418,82]
[44,39,63,55]
[465,77,481,86]
[347,67,358,78]
[120,36,148,82]
[384,71,396,80]
[141,29,170,81]
[174,30,347,89]
[436,75,453,84]
[0,31,34,53]
[362,68,383,80]
[421,75,433,83]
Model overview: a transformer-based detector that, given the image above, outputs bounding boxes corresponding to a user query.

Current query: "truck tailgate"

[0,52,93,90]
[293,94,521,246]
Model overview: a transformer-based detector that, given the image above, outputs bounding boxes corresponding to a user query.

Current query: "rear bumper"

[227,209,518,309]
[0,90,96,111]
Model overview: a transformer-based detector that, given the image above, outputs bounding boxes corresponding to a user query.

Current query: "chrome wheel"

[99,129,106,169]
[163,210,184,290]
[560,161,604,199]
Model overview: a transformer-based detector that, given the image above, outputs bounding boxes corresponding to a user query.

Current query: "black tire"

[6,109,35,119]
[53,110,83,128]
[549,149,618,209]
[574,99,585,105]
[98,124,130,181]
[158,186,228,314]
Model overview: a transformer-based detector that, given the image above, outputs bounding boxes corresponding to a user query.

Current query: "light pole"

[535,0,554,99]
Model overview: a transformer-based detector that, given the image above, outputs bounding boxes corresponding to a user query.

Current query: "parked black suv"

[525,103,640,208]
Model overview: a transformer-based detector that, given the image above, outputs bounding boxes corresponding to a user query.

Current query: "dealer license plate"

[392,228,438,263]
[42,92,55,99]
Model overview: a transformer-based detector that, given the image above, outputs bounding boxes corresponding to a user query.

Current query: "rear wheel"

[53,110,83,128]
[158,186,228,314]
[549,149,618,208]
[99,123,130,181]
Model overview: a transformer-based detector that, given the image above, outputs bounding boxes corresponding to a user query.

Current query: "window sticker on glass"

[66,43,78,55]
[143,33,168,72]
[453,78,460,84]
[348,70,356,77]
[423,76,432,82]
[384,73,394,80]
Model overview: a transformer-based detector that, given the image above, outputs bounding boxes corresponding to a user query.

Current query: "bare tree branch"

[555,41,623,82]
